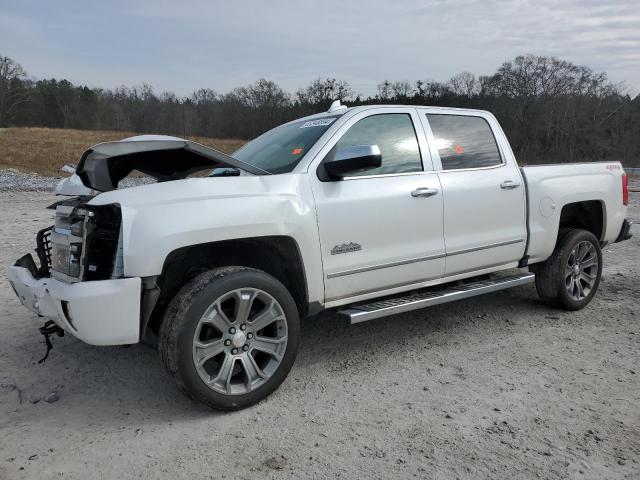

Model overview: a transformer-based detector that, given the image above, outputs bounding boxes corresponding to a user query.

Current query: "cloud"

[1,0,638,95]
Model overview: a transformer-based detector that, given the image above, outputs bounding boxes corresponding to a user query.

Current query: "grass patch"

[0,128,246,176]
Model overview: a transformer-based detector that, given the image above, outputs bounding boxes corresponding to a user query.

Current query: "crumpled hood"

[73,135,268,192]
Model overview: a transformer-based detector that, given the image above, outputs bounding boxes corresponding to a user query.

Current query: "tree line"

[1,54,638,166]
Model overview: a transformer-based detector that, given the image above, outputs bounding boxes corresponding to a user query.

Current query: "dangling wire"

[38,320,64,364]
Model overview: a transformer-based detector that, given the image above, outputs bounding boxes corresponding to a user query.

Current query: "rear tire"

[159,266,300,411]
[532,228,602,310]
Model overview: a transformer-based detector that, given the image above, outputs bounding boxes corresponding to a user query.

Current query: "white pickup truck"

[7,102,632,410]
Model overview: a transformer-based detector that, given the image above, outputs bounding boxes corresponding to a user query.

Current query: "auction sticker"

[300,118,336,128]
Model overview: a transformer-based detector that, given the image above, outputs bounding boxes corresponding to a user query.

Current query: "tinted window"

[427,114,502,170]
[233,115,341,174]
[333,114,422,176]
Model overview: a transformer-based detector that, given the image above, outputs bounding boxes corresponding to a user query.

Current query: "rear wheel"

[532,228,602,310]
[159,266,300,410]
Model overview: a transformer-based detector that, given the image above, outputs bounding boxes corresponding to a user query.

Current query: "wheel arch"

[144,235,311,337]
[557,200,606,243]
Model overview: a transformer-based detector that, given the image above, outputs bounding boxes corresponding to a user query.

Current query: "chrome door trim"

[446,238,525,257]
[341,171,429,181]
[325,238,525,279]
[326,253,446,279]
[434,162,507,173]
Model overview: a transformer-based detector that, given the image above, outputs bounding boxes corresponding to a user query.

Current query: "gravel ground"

[0,168,153,192]
[0,179,638,480]
[0,169,63,192]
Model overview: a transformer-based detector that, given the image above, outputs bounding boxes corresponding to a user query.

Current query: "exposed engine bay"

[35,135,267,283]
[17,197,122,284]
[63,135,267,193]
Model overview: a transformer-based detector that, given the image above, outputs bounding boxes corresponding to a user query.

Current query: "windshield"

[233,115,342,174]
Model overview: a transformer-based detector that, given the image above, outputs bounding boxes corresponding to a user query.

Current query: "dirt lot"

[0,187,638,480]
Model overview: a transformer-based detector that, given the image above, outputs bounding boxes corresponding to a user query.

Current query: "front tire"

[532,228,602,310]
[159,266,300,411]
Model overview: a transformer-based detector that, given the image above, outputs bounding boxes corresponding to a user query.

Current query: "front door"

[310,108,446,302]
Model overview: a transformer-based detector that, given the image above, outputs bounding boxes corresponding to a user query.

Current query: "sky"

[1,0,639,97]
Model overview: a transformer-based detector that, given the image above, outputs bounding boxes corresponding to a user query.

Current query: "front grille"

[35,226,53,277]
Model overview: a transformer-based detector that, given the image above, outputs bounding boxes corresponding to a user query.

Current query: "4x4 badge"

[331,242,362,255]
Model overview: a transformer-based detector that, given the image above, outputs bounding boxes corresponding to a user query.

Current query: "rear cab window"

[426,114,503,170]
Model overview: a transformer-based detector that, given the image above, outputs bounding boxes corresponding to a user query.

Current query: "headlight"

[51,240,69,274]
[50,237,82,279]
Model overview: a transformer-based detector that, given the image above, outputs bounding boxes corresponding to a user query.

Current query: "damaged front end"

[48,136,258,280]
[7,195,142,345]
[16,197,123,284]
[47,199,123,283]
[70,135,268,192]
[8,135,266,347]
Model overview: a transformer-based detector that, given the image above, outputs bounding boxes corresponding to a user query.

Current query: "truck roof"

[295,104,493,124]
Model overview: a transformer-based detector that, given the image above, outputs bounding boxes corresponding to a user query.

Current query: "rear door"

[309,108,446,303]
[421,111,526,276]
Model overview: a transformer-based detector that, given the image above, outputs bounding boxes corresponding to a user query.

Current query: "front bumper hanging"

[7,257,142,346]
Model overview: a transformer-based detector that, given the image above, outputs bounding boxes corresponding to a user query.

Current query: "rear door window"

[426,114,502,170]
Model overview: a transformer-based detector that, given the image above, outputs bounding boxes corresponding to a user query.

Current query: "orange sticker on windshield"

[454,145,464,154]
[292,148,303,155]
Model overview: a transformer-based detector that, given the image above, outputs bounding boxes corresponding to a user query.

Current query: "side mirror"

[323,145,382,179]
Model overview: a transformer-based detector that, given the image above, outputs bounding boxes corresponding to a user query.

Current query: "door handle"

[411,187,439,198]
[500,180,521,190]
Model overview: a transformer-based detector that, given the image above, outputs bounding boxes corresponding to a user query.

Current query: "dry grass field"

[0,128,246,176]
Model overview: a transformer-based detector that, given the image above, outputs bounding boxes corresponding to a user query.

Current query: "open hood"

[74,135,268,192]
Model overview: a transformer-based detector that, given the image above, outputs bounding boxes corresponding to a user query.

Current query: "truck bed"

[521,162,627,264]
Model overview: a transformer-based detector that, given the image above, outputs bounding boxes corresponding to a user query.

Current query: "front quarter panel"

[88,175,325,304]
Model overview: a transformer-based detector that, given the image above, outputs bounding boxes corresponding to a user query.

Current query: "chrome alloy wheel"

[565,240,599,301]
[192,288,288,395]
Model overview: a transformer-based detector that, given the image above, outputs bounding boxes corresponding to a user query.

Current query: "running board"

[339,272,535,324]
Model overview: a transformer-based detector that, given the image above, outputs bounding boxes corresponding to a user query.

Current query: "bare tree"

[415,79,451,99]
[296,78,353,107]
[392,80,413,98]
[377,80,413,100]
[229,79,290,109]
[377,80,393,100]
[0,55,27,126]
[448,72,480,97]
[225,79,292,136]
[482,55,616,98]
[191,88,219,105]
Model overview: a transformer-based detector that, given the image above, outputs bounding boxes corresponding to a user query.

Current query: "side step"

[339,272,535,324]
